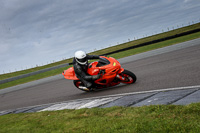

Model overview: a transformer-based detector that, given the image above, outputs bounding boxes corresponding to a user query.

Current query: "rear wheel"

[120,70,137,84]
[73,80,92,92]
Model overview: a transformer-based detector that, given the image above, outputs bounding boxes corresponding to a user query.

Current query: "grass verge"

[0,31,200,90]
[0,103,200,132]
[0,66,71,90]
[110,31,200,59]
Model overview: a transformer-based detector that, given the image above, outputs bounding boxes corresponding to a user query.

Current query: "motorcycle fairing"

[87,56,123,86]
[62,67,79,80]
[63,56,125,86]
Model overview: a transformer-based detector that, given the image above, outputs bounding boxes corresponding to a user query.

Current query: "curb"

[1,85,200,116]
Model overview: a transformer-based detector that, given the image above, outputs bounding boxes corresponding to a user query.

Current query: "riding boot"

[78,78,93,91]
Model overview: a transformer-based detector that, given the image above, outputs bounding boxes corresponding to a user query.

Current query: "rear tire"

[73,80,92,92]
[120,69,137,84]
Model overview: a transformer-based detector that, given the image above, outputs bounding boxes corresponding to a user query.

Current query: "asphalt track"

[0,38,200,111]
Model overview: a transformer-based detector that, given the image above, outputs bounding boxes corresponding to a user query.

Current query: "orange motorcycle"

[62,56,137,92]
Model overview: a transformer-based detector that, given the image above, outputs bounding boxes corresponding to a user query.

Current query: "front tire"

[120,69,137,84]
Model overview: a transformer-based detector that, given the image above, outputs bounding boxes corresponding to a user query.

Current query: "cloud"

[184,0,191,3]
[0,0,200,73]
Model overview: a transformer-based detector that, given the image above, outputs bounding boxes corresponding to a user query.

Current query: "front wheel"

[120,69,137,84]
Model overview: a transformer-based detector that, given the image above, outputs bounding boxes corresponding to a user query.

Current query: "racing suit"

[73,55,100,88]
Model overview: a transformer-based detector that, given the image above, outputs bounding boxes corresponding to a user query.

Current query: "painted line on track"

[38,85,200,112]
[64,85,200,101]
[0,85,200,115]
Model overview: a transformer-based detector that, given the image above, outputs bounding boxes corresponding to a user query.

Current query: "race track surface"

[0,40,200,111]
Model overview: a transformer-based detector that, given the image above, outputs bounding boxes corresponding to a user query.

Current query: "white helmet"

[75,50,87,65]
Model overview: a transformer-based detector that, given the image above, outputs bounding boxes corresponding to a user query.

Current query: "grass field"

[110,31,200,59]
[0,103,200,132]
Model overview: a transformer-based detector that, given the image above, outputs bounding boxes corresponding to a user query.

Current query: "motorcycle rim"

[73,80,91,92]
[120,70,137,84]
[121,73,134,84]
[75,81,81,88]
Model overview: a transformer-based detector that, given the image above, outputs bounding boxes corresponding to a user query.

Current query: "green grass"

[89,22,200,55]
[110,31,200,59]
[0,59,73,81]
[0,31,200,90]
[0,66,71,90]
[1,103,200,132]
[0,22,200,81]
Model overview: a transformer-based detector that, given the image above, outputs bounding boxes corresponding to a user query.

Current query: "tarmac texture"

[1,86,200,116]
[0,38,200,115]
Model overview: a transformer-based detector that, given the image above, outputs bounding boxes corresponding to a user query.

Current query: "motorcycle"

[62,56,137,92]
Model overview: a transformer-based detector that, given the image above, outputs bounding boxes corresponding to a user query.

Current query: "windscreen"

[97,58,110,67]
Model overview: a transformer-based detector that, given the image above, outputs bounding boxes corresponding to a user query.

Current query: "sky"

[0,0,200,74]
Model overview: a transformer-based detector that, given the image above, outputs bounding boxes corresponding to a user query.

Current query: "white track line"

[67,85,200,102]
[1,85,199,113]
[38,85,200,111]
[38,85,200,110]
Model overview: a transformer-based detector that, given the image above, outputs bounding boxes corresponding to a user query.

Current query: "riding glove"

[92,74,101,80]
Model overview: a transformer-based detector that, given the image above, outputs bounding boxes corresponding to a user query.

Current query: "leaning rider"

[73,50,101,90]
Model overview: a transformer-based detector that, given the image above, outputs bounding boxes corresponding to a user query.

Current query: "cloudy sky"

[0,0,200,74]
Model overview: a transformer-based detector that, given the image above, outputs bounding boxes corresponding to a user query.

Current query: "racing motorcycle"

[62,56,137,92]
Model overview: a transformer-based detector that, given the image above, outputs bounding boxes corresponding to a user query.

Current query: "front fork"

[116,68,125,81]
[116,74,125,81]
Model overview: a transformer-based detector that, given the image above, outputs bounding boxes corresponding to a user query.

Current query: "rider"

[73,50,101,90]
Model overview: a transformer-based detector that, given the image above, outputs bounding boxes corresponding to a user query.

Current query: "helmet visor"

[77,57,87,63]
